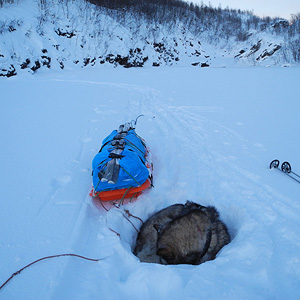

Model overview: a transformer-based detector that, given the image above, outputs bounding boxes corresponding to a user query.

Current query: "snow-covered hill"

[0,0,299,77]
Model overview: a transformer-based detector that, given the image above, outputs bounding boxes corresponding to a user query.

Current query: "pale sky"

[192,0,300,20]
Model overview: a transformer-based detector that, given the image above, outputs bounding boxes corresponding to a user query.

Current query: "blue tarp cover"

[92,129,149,192]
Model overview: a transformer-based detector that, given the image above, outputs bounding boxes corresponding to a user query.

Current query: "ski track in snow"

[51,77,298,299]
[1,68,300,300]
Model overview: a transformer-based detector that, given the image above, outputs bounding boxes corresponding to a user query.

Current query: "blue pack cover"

[92,129,149,192]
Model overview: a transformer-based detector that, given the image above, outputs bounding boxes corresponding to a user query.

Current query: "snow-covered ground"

[1,66,300,299]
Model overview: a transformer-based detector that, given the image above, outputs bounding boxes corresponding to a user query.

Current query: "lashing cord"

[0,254,103,291]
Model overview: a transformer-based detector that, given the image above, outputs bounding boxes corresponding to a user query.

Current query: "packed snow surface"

[1,66,300,300]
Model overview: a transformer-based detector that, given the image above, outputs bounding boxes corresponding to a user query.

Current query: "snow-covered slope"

[1,66,300,299]
[0,0,299,77]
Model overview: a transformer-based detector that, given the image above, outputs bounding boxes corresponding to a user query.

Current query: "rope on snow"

[0,253,104,291]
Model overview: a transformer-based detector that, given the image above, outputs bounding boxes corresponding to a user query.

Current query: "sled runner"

[90,120,153,203]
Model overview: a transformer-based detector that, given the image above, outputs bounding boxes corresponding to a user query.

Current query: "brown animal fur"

[133,201,230,265]
[133,204,184,263]
[156,206,230,265]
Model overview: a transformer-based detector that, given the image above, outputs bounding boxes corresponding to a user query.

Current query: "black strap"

[109,153,124,159]
[199,229,212,260]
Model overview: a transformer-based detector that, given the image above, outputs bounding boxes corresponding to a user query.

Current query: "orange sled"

[90,178,151,202]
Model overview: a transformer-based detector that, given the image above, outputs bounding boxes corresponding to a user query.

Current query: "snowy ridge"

[0,0,299,77]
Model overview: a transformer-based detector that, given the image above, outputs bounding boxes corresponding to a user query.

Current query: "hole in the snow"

[132,201,231,265]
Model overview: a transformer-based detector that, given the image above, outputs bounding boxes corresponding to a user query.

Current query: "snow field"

[1,66,300,299]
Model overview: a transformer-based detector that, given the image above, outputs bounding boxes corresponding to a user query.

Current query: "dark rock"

[153,42,165,53]
[249,40,262,54]
[83,57,90,66]
[272,20,289,29]
[257,45,281,60]
[31,60,41,72]
[234,49,246,58]
[201,63,209,67]
[41,55,51,68]
[8,26,16,32]
[58,60,64,69]
[55,28,76,38]
[0,64,17,77]
[20,58,31,69]
[194,50,201,57]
